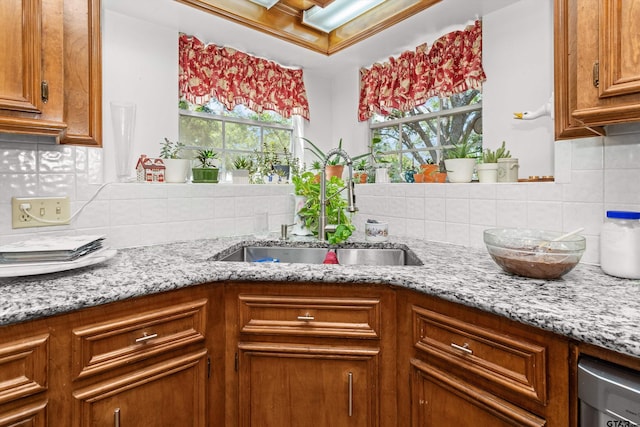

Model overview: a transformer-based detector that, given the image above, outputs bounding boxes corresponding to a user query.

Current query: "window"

[179,99,296,182]
[370,89,482,182]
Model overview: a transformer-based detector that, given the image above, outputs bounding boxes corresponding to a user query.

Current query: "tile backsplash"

[1,134,639,265]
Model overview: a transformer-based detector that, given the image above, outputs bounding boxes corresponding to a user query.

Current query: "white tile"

[405,218,425,239]
[604,133,640,169]
[167,198,194,222]
[73,200,110,228]
[445,222,469,246]
[424,220,446,242]
[469,199,496,226]
[139,198,168,224]
[425,197,445,222]
[572,137,604,170]
[445,198,469,224]
[214,197,236,218]
[526,201,562,231]
[563,170,604,203]
[496,183,527,200]
[604,169,640,204]
[405,197,425,219]
[110,199,142,226]
[527,182,563,201]
[554,140,572,184]
[562,202,603,235]
[38,174,75,196]
[0,174,38,197]
[496,200,527,228]
[0,146,37,173]
[39,145,75,173]
[469,183,497,199]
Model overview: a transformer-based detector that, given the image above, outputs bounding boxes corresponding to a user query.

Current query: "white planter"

[476,163,498,183]
[232,169,250,184]
[444,158,476,183]
[292,195,313,236]
[163,158,190,183]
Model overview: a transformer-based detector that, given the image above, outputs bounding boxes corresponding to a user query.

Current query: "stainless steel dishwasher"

[579,356,640,426]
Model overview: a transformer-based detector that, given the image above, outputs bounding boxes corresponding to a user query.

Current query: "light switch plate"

[11,196,71,229]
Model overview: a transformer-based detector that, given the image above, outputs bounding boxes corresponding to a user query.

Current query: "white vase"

[110,102,136,182]
[476,163,498,183]
[444,158,476,183]
[163,158,190,183]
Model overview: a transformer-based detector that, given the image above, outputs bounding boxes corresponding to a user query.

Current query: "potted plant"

[232,155,252,184]
[292,171,355,244]
[353,158,370,184]
[192,149,219,183]
[420,159,439,182]
[443,140,480,183]
[303,137,346,179]
[478,141,510,183]
[159,138,190,183]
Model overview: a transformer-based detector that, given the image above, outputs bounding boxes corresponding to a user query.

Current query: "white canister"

[497,158,519,182]
[600,210,640,279]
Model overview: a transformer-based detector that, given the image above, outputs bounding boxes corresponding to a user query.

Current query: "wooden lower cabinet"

[410,358,545,427]
[72,350,208,427]
[238,342,378,426]
[226,282,397,427]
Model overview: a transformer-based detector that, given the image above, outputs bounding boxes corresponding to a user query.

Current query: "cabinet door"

[569,0,640,127]
[0,0,66,137]
[410,359,546,427]
[238,342,379,427]
[62,0,101,146]
[72,350,208,427]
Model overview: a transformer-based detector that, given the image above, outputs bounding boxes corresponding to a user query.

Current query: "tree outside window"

[370,89,482,182]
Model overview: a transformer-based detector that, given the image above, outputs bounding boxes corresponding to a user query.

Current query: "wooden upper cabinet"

[555,0,640,139]
[62,0,102,146]
[0,0,101,145]
[0,0,66,138]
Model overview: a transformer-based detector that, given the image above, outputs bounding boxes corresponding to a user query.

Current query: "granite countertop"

[1,234,638,359]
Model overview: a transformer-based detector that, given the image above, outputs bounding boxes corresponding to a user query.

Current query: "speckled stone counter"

[1,235,639,360]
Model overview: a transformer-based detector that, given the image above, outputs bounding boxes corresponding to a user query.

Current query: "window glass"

[370,89,482,182]
[178,99,295,182]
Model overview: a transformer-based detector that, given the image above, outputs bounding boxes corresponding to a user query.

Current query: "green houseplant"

[478,141,510,183]
[232,155,252,184]
[292,171,355,244]
[192,149,219,183]
[443,140,480,183]
[160,138,190,183]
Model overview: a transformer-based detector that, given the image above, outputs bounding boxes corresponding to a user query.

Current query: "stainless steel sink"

[217,246,422,266]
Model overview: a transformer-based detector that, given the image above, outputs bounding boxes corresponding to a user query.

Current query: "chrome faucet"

[319,148,358,242]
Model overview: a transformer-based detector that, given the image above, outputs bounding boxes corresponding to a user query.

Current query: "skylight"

[302,0,387,33]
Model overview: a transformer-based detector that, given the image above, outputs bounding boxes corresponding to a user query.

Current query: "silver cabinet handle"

[348,372,353,417]
[114,408,120,427]
[450,342,473,355]
[297,314,315,321]
[135,332,158,343]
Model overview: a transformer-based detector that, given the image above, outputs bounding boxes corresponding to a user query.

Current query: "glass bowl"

[483,228,586,279]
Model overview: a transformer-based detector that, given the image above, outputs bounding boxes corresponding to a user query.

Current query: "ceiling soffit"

[175,0,442,55]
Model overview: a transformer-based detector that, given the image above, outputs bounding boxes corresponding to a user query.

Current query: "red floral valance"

[178,34,310,120]
[358,20,486,121]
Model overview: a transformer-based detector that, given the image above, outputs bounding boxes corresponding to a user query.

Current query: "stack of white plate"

[0,235,117,277]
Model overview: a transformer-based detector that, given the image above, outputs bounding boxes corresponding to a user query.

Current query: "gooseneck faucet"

[319,148,358,242]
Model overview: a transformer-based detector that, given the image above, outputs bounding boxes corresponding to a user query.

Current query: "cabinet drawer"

[0,334,48,405]
[72,298,207,379]
[238,294,381,339]
[412,305,547,404]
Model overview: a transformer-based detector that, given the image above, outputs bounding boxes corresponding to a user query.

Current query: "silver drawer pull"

[348,372,353,417]
[135,332,158,343]
[114,408,121,427]
[297,314,315,321]
[450,342,473,355]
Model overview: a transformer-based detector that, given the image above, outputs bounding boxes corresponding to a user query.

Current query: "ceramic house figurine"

[136,155,166,183]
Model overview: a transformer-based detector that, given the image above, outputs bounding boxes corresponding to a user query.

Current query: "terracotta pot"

[325,165,344,180]
[433,172,447,183]
[354,171,368,183]
[414,173,425,183]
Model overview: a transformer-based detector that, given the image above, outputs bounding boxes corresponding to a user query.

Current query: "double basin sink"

[217,245,422,266]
